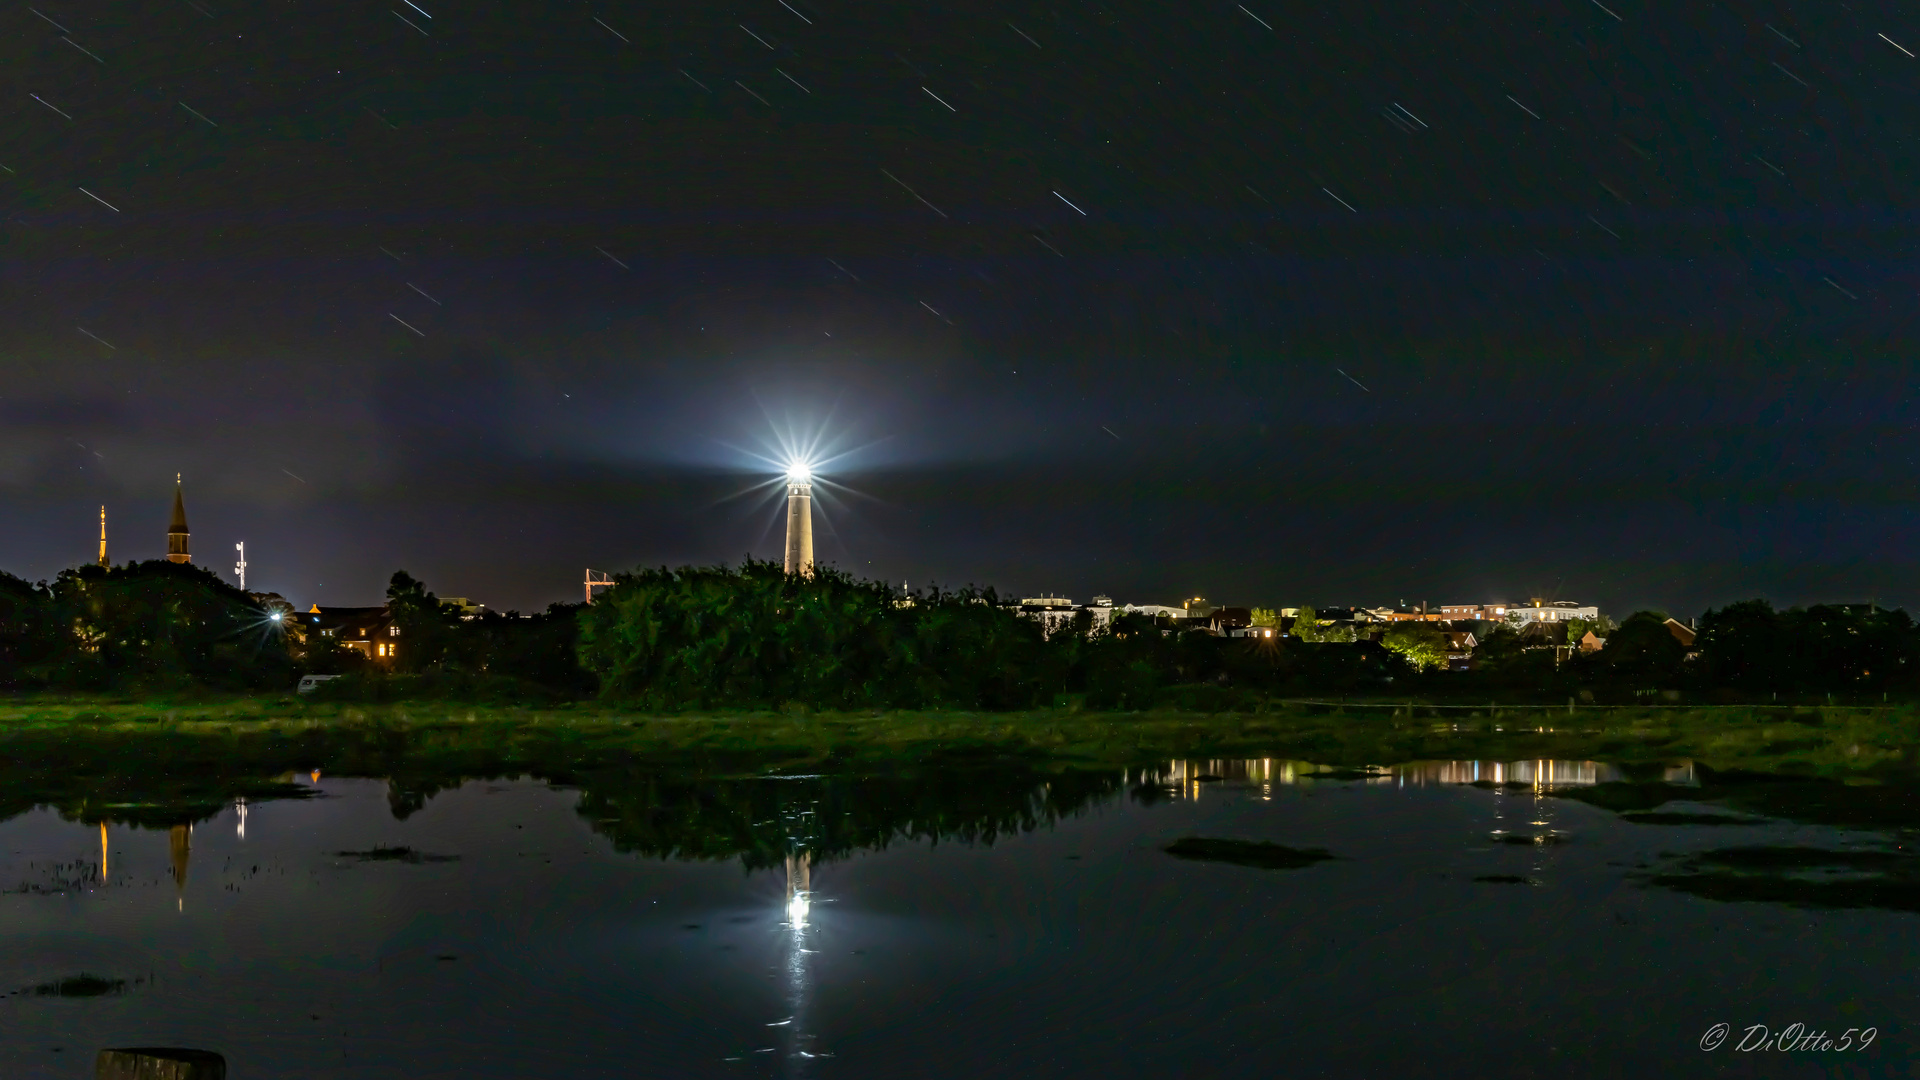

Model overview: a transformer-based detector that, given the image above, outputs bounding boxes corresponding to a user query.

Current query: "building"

[441,597,486,619]
[1508,599,1599,625]
[1193,606,1252,634]
[1364,603,1442,622]
[1009,597,1114,636]
[1444,599,1600,625]
[1119,604,1186,619]
[304,605,402,663]
[1439,602,1515,620]
[784,465,813,576]
[166,476,191,564]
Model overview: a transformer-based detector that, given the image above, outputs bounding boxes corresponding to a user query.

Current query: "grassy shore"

[2,694,1916,778]
[7,695,1920,895]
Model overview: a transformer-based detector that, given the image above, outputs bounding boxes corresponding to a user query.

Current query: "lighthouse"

[783,463,813,576]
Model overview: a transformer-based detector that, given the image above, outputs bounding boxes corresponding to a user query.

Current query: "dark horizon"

[4,0,1915,618]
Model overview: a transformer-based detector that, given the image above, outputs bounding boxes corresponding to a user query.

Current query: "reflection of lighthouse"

[785,851,811,927]
[779,848,821,1069]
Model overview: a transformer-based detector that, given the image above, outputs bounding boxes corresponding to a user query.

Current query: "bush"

[576,561,1057,709]
[0,561,293,691]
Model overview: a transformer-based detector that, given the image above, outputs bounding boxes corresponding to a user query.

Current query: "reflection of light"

[236,799,247,840]
[778,850,820,1065]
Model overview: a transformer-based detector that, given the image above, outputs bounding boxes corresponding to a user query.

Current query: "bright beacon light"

[787,461,812,483]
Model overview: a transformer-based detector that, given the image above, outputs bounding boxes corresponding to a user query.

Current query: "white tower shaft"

[784,481,814,575]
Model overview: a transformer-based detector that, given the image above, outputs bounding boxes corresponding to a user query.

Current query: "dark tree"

[45,561,292,689]
[1591,611,1687,686]
[386,570,455,672]
[1695,600,1784,689]
[0,571,61,688]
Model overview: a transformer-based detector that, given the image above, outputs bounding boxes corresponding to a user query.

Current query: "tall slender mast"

[234,542,247,591]
[98,505,107,566]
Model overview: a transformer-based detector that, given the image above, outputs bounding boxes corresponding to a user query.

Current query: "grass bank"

[2,694,1916,778]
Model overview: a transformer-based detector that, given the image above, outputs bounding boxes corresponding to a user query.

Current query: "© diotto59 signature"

[1700,1023,1878,1052]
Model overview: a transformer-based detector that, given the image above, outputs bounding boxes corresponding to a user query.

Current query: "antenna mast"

[235,542,247,591]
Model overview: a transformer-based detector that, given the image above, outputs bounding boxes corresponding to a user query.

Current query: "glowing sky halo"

[701,401,901,570]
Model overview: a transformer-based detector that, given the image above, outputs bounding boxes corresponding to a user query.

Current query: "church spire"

[167,474,191,564]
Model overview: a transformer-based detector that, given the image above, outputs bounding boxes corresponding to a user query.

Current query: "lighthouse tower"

[783,464,813,576]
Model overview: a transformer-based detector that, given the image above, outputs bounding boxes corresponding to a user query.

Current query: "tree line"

[0,561,587,697]
[3,559,1915,705]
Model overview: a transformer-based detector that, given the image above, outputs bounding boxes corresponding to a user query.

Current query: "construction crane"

[584,568,617,604]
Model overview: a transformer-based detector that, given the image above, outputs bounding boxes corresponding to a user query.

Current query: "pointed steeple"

[167,474,191,564]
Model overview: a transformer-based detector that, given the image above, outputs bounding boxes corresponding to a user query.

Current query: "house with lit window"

[1441,629,1479,670]
[302,605,402,663]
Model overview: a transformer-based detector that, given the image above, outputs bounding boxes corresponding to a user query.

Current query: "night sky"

[3,0,1917,617]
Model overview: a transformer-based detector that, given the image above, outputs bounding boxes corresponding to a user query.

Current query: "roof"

[168,480,189,534]
[306,605,392,631]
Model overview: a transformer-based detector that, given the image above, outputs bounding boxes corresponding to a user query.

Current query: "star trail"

[2,0,1917,616]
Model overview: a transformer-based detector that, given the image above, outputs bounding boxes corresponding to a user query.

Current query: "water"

[1,758,1911,1078]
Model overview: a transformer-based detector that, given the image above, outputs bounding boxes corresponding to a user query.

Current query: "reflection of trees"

[0,724,1131,868]
[0,729,318,832]
[575,765,1128,869]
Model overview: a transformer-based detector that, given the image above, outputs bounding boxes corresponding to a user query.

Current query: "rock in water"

[96,1048,226,1080]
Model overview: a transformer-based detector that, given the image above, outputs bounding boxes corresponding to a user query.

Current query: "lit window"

[390,626,400,636]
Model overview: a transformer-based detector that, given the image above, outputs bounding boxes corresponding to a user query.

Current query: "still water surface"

[1,759,1911,1078]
